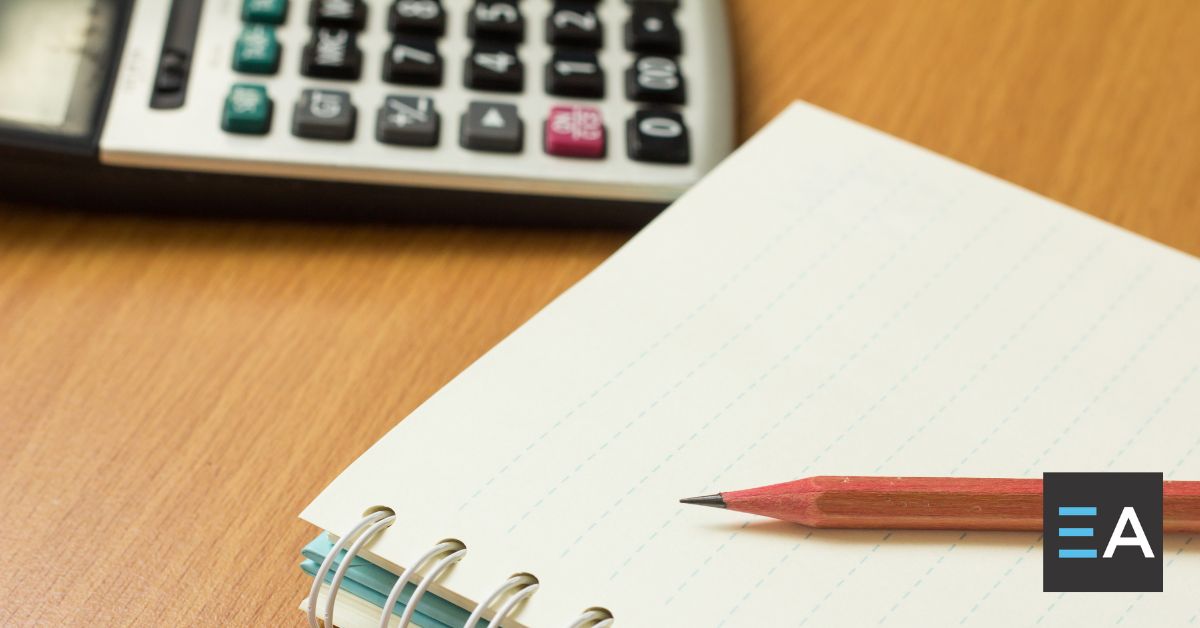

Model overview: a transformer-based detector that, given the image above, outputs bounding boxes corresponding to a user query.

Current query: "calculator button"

[464,43,524,92]
[388,0,446,35]
[301,28,363,80]
[625,55,685,104]
[243,0,289,25]
[625,5,681,54]
[377,96,440,146]
[383,36,443,85]
[545,50,604,98]
[292,89,357,140]
[544,105,605,158]
[460,102,523,153]
[223,84,273,135]
[546,1,603,48]
[627,110,689,164]
[467,1,524,42]
[233,25,282,75]
[309,0,367,29]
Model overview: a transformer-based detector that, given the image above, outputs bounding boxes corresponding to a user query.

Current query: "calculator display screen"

[0,0,119,142]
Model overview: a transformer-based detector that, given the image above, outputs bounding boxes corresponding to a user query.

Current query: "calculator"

[0,0,735,225]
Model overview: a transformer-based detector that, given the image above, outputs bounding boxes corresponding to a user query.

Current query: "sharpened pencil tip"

[680,494,727,509]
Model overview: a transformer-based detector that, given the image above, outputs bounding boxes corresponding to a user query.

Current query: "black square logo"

[1043,472,1163,592]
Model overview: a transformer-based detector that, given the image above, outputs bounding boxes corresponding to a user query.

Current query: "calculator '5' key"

[293,89,357,140]
[301,28,363,80]
[626,55,685,104]
[309,0,367,30]
[460,102,523,153]
[546,1,603,48]
[464,43,523,92]
[388,0,446,36]
[383,36,443,86]
[467,1,524,42]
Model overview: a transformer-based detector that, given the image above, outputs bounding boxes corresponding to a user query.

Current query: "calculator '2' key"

[467,1,524,42]
[388,0,446,35]
[309,0,368,30]
[301,28,363,80]
[464,43,524,92]
[383,36,443,86]
[546,1,603,48]
[460,102,523,153]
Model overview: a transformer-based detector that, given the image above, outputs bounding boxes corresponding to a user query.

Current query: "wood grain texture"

[1,1,1198,624]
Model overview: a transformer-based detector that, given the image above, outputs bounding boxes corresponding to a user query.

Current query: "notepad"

[300,102,1200,627]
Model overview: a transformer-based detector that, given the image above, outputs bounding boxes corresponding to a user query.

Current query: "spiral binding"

[307,511,614,628]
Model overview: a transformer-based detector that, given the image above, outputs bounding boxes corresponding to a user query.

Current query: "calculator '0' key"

[625,55,685,104]
[301,28,363,80]
[467,1,524,42]
[376,96,440,147]
[383,36,443,86]
[388,0,446,36]
[460,102,523,153]
[545,50,604,98]
[546,1,603,48]
[627,110,689,164]
[464,43,524,92]
[309,0,367,30]
[292,89,357,140]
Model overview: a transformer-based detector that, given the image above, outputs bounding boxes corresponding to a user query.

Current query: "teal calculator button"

[233,25,281,74]
[242,0,288,24]
[222,84,273,135]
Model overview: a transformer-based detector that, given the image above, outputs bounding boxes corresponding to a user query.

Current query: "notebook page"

[302,102,1200,627]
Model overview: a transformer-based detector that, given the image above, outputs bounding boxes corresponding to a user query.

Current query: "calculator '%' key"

[544,105,605,159]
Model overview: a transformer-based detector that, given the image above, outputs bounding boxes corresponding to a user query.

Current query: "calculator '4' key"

[464,43,523,92]
[301,28,362,80]
[545,50,604,98]
[292,89,357,140]
[388,0,446,35]
[546,1,603,48]
[460,102,523,153]
[377,96,440,147]
[626,4,681,54]
[383,36,442,86]
[627,110,689,164]
[309,0,367,30]
[625,55,685,104]
[467,1,524,42]
[544,105,605,159]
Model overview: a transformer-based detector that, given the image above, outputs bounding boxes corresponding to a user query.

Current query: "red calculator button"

[544,105,606,158]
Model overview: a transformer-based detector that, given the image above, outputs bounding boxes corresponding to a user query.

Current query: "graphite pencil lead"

[679,494,727,509]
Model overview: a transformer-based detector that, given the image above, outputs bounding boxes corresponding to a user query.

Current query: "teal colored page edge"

[300,534,480,628]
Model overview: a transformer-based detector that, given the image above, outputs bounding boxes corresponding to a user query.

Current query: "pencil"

[680,476,1200,533]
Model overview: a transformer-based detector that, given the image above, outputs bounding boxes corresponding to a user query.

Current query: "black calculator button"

[460,101,523,152]
[625,55,685,104]
[625,5,681,54]
[383,36,443,85]
[377,95,440,146]
[464,43,524,92]
[546,1,603,48]
[467,1,524,42]
[545,50,604,98]
[301,28,363,80]
[627,110,689,164]
[388,0,446,35]
[309,0,367,30]
[293,89,357,140]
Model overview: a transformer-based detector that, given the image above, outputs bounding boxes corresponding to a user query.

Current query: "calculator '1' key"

[377,95,440,147]
[545,50,605,98]
[388,0,446,35]
[301,28,363,80]
[292,89,357,140]
[464,43,524,92]
[467,1,524,42]
[546,1,603,48]
[627,109,689,164]
[460,102,523,153]
[383,36,443,86]
[625,55,685,104]
[309,0,367,30]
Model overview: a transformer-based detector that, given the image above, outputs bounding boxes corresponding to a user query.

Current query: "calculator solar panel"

[99,0,735,220]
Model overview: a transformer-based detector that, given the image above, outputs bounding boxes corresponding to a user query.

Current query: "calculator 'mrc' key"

[377,96,440,147]
[388,0,446,35]
[233,25,282,75]
[292,89,357,141]
[467,1,524,42]
[627,110,689,164]
[546,1,603,48]
[625,55,686,104]
[222,84,273,135]
[243,0,289,25]
[383,36,443,86]
[545,50,605,98]
[301,28,363,80]
[460,102,523,153]
[464,43,524,92]
[626,5,681,54]
[309,0,367,30]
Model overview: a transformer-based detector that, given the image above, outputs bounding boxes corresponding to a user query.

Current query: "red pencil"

[681,476,1200,533]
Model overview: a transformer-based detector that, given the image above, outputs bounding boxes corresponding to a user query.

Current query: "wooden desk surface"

[2,1,1198,624]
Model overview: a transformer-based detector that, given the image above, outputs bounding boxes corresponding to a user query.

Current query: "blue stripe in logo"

[1058,506,1097,516]
[1058,527,1094,537]
[1058,548,1098,559]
